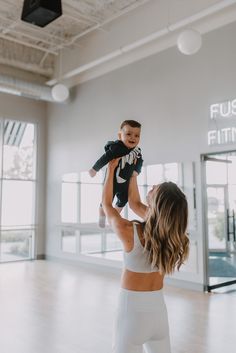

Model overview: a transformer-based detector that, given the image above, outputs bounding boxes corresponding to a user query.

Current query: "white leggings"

[112,288,171,353]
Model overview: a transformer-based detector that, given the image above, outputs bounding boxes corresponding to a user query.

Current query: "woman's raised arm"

[128,175,148,220]
[102,159,131,241]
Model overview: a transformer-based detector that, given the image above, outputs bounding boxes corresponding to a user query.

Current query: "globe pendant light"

[51,83,69,102]
[177,29,202,55]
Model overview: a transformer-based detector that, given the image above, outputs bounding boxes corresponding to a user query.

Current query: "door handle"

[233,210,236,242]
[226,209,230,241]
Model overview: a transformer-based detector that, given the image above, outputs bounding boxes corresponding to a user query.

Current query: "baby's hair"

[120,120,141,129]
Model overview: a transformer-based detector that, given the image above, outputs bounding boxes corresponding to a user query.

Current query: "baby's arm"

[89,141,129,177]
[88,153,111,177]
[89,144,121,177]
[92,150,116,171]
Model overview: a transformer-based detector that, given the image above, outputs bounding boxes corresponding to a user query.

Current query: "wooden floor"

[0,260,236,353]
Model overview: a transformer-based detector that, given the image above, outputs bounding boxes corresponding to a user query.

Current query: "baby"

[89,120,143,227]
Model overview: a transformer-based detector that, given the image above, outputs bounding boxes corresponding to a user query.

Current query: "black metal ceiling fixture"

[21,0,62,27]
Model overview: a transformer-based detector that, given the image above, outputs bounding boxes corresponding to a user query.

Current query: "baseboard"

[45,255,122,275]
[36,254,46,260]
[164,277,204,291]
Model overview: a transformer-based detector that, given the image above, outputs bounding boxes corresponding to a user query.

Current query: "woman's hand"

[107,158,120,171]
[102,158,120,211]
[102,157,131,244]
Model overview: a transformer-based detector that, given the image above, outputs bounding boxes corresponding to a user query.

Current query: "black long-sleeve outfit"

[92,140,143,207]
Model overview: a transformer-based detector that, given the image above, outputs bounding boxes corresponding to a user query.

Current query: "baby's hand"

[89,168,97,177]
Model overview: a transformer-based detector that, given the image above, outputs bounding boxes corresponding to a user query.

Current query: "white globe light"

[177,29,202,55]
[51,84,69,102]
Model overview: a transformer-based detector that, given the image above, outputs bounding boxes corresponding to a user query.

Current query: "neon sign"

[210,99,236,119]
[208,98,236,145]
[208,127,236,145]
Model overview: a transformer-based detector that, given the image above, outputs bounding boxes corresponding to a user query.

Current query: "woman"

[102,159,189,353]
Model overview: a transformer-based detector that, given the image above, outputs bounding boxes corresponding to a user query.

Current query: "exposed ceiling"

[1,0,236,101]
[0,0,152,80]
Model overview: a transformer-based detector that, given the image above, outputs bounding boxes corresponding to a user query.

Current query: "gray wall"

[0,93,47,257]
[46,21,236,286]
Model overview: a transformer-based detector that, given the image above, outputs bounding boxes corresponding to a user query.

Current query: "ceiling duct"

[0,74,56,102]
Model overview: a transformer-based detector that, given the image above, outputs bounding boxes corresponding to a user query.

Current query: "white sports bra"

[123,222,159,273]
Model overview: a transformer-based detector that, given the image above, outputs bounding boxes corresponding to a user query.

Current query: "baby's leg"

[98,204,106,228]
[115,182,129,212]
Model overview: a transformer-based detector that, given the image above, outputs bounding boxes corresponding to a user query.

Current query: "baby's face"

[118,125,141,149]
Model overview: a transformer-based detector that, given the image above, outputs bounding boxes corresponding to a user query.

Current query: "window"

[61,229,77,253]
[0,120,37,262]
[1,180,35,227]
[80,171,103,223]
[146,162,181,186]
[60,162,185,259]
[3,121,36,179]
[61,173,79,223]
[80,230,102,254]
[1,229,33,262]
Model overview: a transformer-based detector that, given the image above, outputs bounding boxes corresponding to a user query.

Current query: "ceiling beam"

[47,0,236,87]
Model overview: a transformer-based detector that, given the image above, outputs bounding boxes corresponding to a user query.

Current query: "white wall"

[46,21,236,288]
[0,93,47,257]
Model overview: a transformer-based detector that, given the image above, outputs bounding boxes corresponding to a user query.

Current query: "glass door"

[203,153,236,291]
[206,185,227,253]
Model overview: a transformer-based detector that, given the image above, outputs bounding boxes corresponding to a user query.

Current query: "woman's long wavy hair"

[143,182,189,275]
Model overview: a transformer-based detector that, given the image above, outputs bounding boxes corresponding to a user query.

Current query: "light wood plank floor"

[0,260,235,353]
